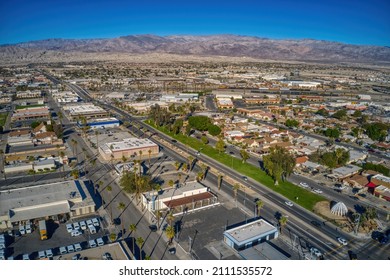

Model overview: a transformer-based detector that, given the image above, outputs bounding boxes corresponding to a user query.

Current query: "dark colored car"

[311,221,322,227]
[149,224,158,232]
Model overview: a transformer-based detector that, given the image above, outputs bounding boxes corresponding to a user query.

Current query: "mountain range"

[1,34,390,64]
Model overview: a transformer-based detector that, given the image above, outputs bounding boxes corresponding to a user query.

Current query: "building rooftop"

[143,181,207,202]
[0,180,94,222]
[372,174,390,184]
[64,104,106,115]
[224,219,276,245]
[333,165,361,177]
[100,138,157,155]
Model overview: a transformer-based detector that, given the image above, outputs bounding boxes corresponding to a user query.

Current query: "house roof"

[9,129,31,137]
[296,156,308,164]
[35,131,56,139]
[366,182,377,188]
[33,122,45,133]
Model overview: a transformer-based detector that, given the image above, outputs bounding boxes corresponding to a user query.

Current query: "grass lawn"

[16,104,45,110]
[0,112,8,126]
[146,120,326,211]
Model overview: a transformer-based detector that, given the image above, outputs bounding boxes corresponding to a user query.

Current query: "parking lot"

[5,215,108,260]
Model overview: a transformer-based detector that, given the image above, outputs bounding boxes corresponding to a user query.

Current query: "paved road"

[42,72,389,260]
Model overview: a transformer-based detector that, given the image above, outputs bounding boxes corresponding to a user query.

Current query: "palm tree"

[129,224,137,252]
[148,149,152,173]
[165,225,175,244]
[256,200,264,217]
[136,237,145,260]
[139,150,143,162]
[144,255,151,260]
[278,215,288,234]
[217,174,223,191]
[122,155,127,163]
[156,210,162,229]
[106,185,113,222]
[118,202,126,235]
[95,130,99,149]
[168,180,174,188]
[71,169,79,179]
[233,183,240,206]
[188,156,194,172]
[174,161,180,171]
[167,211,175,227]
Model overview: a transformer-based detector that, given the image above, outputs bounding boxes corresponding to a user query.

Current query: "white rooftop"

[102,137,157,153]
[143,181,207,202]
[224,219,277,245]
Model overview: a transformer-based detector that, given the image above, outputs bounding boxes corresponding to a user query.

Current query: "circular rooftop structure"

[331,202,348,216]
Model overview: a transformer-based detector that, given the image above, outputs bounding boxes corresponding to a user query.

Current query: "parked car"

[88,225,96,234]
[310,247,322,257]
[149,224,158,232]
[66,224,73,233]
[19,225,26,235]
[59,246,67,255]
[22,254,30,260]
[74,243,82,251]
[73,222,80,231]
[25,223,32,234]
[67,245,75,253]
[72,254,81,260]
[89,239,97,248]
[313,189,323,194]
[86,219,93,227]
[38,250,46,259]
[71,230,82,237]
[96,237,104,246]
[80,221,87,230]
[92,218,100,227]
[45,249,53,258]
[102,252,112,260]
[337,237,348,246]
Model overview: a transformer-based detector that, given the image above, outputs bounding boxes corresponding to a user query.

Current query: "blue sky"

[0,0,389,46]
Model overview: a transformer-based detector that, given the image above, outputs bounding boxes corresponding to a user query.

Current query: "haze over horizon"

[1,0,389,46]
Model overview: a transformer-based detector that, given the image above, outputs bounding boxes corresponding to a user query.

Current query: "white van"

[96,237,104,246]
[74,243,82,252]
[59,246,67,255]
[45,249,53,258]
[19,225,26,235]
[79,221,87,230]
[67,244,75,253]
[88,239,97,248]
[92,218,100,227]
[88,225,96,234]
[25,223,32,234]
[38,250,46,259]
[23,254,30,260]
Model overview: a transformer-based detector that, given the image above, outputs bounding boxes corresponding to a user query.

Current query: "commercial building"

[51,91,80,103]
[99,137,159,161]
[15,90,42,99]
[8,129,33,146]
[332,165,361,180]
[216,98,234,109]
[0,180,95,229]
[142,181,218,214]
[160,93,199,103]
[62,103,108,120]
[223,219,279,251]
[11,106,50,121]
[125,101,168,113]
[78,117,120,130]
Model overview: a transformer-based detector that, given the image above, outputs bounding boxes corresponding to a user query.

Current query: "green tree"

[239,149,250,163]
[129,224,137,252]
[263,146,295,185]
[71,169,79,179]
[233,183,240,205]
[188,116,211,131]
[201,135,209,144]
[256,200,264,217]
[278,215,288,234]
[363,122,389,141]
[285,119,299,128]
[165,225,175,245]
[324,128,340,139]
[208,124,221,136]
[315,108,329,116]
[332,109,347,120]
[352,110,362,118]
[215,139,226,154]
[136,237,145,260]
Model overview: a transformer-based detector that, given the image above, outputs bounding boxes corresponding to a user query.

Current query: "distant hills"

[1,34,390,64]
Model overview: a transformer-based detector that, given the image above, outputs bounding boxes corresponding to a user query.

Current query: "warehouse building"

[0,180,95,230]
[99,137,159,161]
[223,219,279,251]
[11,106,50,121]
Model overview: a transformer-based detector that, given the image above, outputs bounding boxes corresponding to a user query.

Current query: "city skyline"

[1,0,389,46]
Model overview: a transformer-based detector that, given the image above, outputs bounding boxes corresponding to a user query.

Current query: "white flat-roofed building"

[160,93,199,103]
[224,219,279,251]
[62,103,108,120]
[286,81,321,88]
[332,165,361,179]
[99,137,159,161]
[225,130,245,140]
[11,106,50,121]
[126,101,168,113]
[0,180,95,229]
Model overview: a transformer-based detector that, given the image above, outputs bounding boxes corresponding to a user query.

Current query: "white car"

[22,254,30,260]
[86,219,93,227]
[19,225,26,235]
[71,230,82,237]
[337,237,348,246]
[38,250,46,259]
[300,182,309,188]
[45,249,53,258]
[313,189,323,194]
[66,224,73,233]
[310,247,322,257]
[73,222,80,231]
[89,239,97,248]
[25,223,32,234]
[79,221,87,230]
[67,245,75,253]
[59,246,67,255]
[96,237,104,246]
[92,218,100,227]
[74,243,82,252]
[285,201,294,207]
